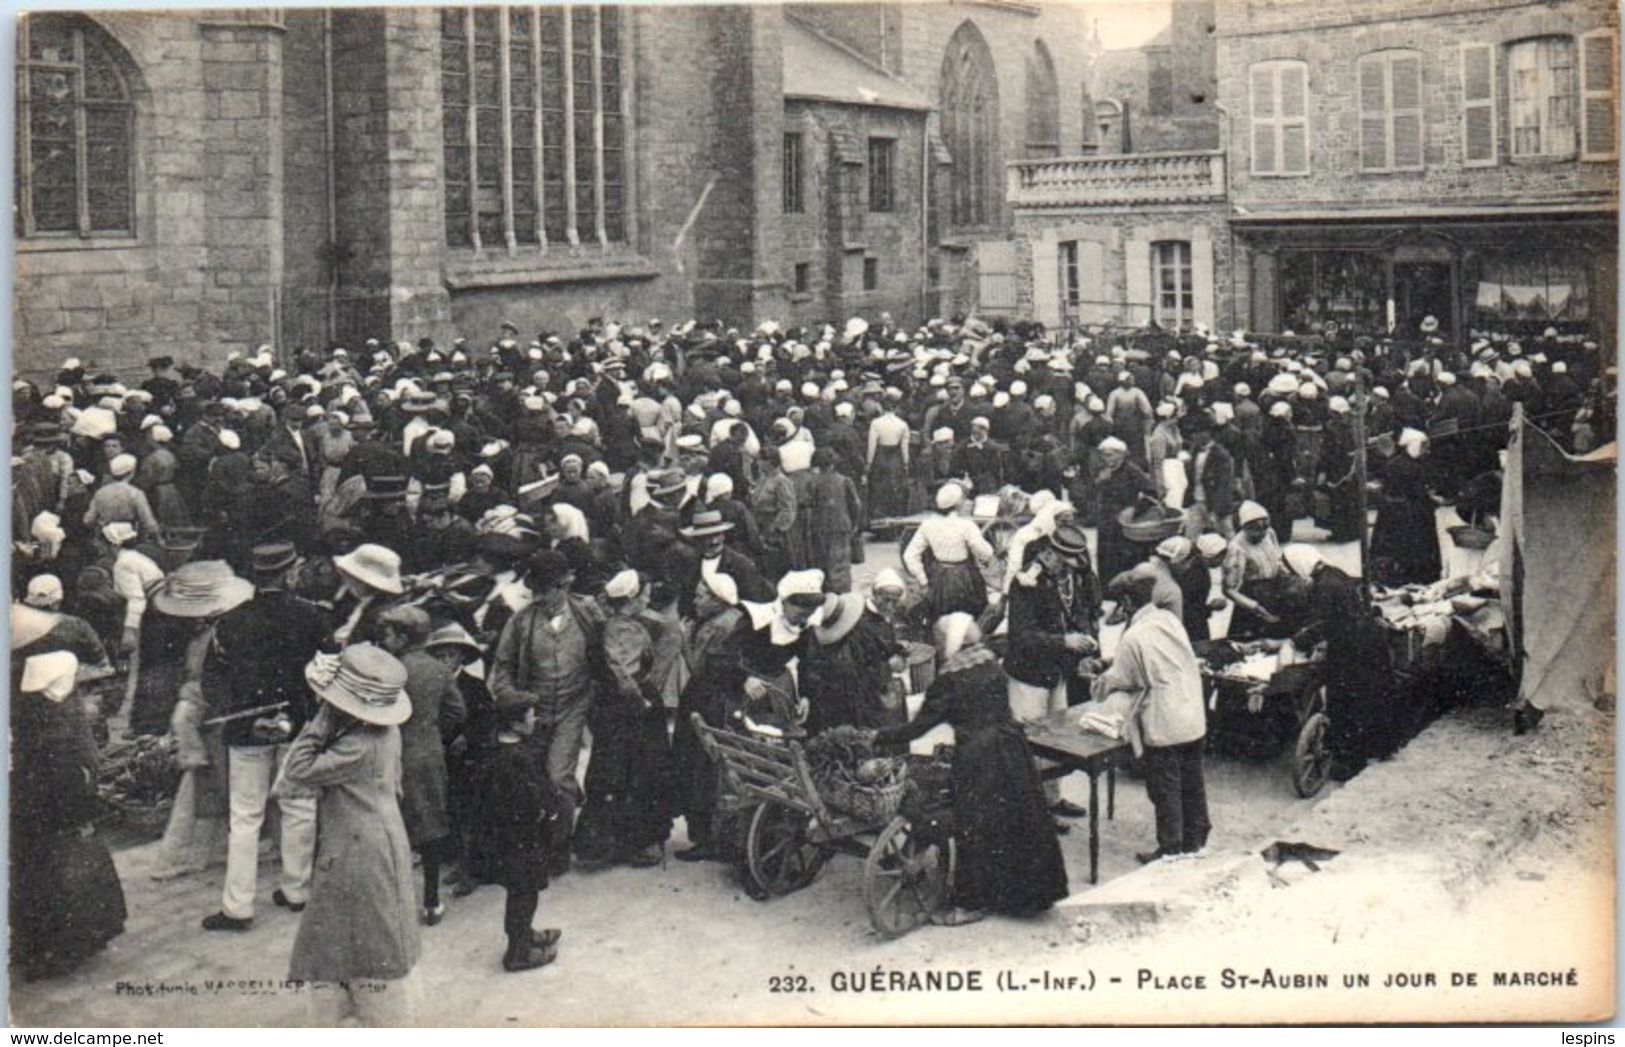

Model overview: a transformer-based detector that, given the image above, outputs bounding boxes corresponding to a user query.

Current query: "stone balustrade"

[1008,150,1226,208]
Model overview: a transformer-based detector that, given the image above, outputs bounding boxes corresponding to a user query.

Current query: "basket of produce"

[805,727,910,823]
[1118,501,1187,543]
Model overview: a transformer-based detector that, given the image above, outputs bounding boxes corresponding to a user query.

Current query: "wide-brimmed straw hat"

[151,560,255,618]
[680,509,734,538]
[304,645,411,726]
[647,469,689,498]
[334,543,405,595]
[813,592,867,645]
[425,623,483,660]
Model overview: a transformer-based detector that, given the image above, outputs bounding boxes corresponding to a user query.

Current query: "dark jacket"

[1194,440,1238,519]
[1005,567,1101,689]
[208,590,331,748]
[660,540,772,619]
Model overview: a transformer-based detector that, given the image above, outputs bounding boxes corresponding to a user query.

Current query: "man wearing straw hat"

[201,544,328,933]
[665,508,771,619]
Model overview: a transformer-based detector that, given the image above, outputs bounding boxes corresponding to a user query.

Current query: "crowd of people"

[10,308,1614,1017]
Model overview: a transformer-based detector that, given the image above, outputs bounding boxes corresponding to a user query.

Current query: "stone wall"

[14,11,281,378]
[782,99,930,328]
[1012,205,1236,334]
[1217,0,1620,212]
[280,11,333,352]
[888,2,1094,233]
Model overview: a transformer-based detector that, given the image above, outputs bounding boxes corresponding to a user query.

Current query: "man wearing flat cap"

[488,549,611,876]
[245,450,317,561]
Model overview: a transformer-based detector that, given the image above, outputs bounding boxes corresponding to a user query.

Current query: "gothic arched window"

[1025,40,1059,158]
[16,15,136,238]
[940,21,1000,228]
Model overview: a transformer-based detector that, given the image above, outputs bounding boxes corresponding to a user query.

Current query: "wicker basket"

[1447,524,1496,551]
[901,641,937,695]
[1118,506,1187,543]
[822,775,909,823]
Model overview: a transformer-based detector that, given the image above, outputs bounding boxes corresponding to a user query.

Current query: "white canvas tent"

[1498,406,1617,712]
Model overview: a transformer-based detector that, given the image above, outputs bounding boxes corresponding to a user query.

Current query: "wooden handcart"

[1198,643,1332,798]
[690,714,956,939]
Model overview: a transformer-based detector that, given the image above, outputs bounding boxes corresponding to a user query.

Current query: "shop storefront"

[1237,212,1616,346]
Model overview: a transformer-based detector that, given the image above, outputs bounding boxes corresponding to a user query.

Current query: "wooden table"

[1024,710,1134,885]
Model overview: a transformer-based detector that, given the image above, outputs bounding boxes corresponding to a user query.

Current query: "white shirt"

[903,514,993,587]
[113,548,164,631]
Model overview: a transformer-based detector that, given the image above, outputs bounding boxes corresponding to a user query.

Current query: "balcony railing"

[1008,150,1226,209]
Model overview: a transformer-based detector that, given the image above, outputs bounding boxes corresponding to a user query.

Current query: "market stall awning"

[1499,408,1616,711]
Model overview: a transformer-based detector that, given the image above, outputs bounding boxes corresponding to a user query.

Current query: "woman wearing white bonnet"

[573,569,674,870]
[13,647,131,981]
[1001,492,1076,594]
[904,482,994,623]
[24,573,64,610]
[670,570,747,863]
[1371,428,1443,585]
[721,569,829,737]
[30,510,67,561]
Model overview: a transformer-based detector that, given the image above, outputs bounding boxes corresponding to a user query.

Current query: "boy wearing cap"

[471,703,564,971]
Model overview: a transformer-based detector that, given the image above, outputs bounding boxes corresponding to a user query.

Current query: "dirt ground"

[11,517,1616,1027]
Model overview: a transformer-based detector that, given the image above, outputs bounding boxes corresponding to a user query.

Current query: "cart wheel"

[1292,710,1332,798]
[745,803,827,897]
[863,816,956,939]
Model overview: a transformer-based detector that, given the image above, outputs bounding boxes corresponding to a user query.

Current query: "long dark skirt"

[672,678,728,849]
[1095,519,1139,586]
[951,723,1069,915]
[1325,622,1398,765]
[11,831,126,980]
[927,559,987,620]
[573,704,676,862]
[868,445,909,522]
[1370,500,1442,586]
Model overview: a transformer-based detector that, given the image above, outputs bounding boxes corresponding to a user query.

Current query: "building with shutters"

[1225,0,1618,346]
[1010,0,1618,348]
[12,3,1094,378]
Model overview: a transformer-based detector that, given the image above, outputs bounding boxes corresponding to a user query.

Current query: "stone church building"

[13,4,1095,377]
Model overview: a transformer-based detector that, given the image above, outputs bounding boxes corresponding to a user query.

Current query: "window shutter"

[1391,54,1424,170]
[1281,124,1308,174]
[1191,235,1216,331]
[1461,43,1498,166]
[1581,30,1618,160]
[1251,65,1277,174]
[1125,236,1152,327]
[1359,56,1389,170]
[1079,240,1107,324]
[1281,63,1309,174]
[1032,238,1062,328]
[1280,63,1307,118]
